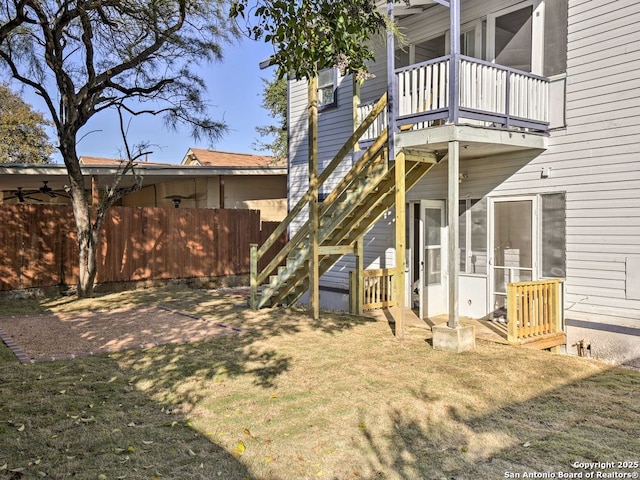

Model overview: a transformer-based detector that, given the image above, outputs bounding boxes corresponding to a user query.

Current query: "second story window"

[317,68,337,110]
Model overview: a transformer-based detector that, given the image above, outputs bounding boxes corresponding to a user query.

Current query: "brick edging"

[0,325,32,364]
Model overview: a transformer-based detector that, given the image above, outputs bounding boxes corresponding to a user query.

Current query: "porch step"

[517,332,566,350]
[482,331,566,350]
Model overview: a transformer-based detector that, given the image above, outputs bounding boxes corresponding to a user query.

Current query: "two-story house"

[250,0,640,367]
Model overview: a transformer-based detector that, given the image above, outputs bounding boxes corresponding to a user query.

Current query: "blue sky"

[21,36,277,165]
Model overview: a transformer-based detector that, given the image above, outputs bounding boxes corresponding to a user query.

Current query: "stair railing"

[250,93,388,309]
[506,279,564,342]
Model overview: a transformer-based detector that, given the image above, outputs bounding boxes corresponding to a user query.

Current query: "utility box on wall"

[626,256,640,301]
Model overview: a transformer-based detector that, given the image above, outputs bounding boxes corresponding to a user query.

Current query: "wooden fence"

[0,205,286,291]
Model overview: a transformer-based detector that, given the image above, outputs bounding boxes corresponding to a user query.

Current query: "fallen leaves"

[232,442,246,457]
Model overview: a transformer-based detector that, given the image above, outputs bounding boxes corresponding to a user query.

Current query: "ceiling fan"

[3,181,70,203]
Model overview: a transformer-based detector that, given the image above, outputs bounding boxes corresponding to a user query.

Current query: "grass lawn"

[1,286,639,479]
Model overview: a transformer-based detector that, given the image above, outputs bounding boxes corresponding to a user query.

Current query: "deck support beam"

[350,237,364,315]
[432,139,475,352]
[447,140,460,329]
[308,74,320,321]
[394,151,406,339]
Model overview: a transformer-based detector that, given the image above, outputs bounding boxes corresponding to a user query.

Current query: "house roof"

[0,161,287,196]
[79,156,170,166]
[182,148,284,168]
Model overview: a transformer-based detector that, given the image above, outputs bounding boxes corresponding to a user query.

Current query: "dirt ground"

[0,304,243,362]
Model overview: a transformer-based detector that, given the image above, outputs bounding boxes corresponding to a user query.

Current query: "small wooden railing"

[351,268,396,311]
[249,93,388,309]
[506,279,563,343]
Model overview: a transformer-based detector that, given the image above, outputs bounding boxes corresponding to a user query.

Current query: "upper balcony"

[358,54,550,153]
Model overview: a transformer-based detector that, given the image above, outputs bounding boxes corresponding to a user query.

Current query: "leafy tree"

[0,84,53,163]
[0,0,237,297]
[253,73,287,162]
[230,0,386,80]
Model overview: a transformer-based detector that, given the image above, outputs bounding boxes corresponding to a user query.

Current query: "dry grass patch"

[1,286,639,479]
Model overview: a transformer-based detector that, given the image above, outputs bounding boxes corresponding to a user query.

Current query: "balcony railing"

[357,55,550,143]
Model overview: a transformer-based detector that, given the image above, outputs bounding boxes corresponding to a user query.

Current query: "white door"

[490,197,537,318]
[419,200,447,319]
[405,203,413,308]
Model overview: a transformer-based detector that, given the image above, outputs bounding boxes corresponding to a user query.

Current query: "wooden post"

[308,74,320,321]
[447,141,460,329]
[250,243,258,310]
[449,0,461,124]
[356,236,364,315]
[507,282,518,342]
[353,76,361,154]
[395,151,406,339]
[219,176,225,209]
[91,175,99,207]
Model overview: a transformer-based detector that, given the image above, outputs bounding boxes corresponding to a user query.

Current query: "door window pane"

[425,208,441,245]
[495,6,533,72]
[461,28,475,57]
[459,198,487,274]
[415,35,446,62]
[459,200,467,272]
[425,207,442,286]
[469,198,487,274]
[494,200,532,269]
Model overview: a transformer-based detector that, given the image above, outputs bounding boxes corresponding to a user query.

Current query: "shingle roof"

[184,149,283,167]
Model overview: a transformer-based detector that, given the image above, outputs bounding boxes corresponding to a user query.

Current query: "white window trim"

[486,0,545,75]
[317,68,338,111]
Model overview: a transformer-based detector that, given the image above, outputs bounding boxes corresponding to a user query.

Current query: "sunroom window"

[540,193,566,278]
[459,198,488,275]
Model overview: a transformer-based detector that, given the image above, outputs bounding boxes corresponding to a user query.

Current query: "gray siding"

[408,0,640,325]
[286,0,640,326]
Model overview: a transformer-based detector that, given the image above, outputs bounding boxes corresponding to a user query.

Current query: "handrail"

[362,268,396,310]
[395,54,548,82]
[250,93,389,305]
[506,279,563,342]
[256,92,388,261]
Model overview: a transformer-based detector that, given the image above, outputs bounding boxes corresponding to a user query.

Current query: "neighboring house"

[0,151,287,221]
[181,148,287,222]
[250,0,640,366]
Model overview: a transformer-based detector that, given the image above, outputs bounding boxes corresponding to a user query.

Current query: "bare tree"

[0,0,236,297]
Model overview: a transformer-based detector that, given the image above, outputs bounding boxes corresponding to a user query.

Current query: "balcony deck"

[357,55,550,155]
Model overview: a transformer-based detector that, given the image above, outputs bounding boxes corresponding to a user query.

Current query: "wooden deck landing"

[367,308,566,350]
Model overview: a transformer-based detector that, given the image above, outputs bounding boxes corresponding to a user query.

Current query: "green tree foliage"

[0,84,53,163]
[230,0,387,80]
[254,74,287,162]
[0,0,237,297]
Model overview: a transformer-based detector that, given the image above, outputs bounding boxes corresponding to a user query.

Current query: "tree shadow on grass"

[346,357,640,479]
[1,287,379,479]
[110,296,376,411]
[0,355,253,479]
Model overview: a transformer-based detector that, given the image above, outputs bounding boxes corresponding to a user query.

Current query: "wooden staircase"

[250,94,440,310]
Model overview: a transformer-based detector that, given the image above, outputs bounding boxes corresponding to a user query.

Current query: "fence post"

[349,271,356,314]
[250,243,258,310]
[550,279,560,334]
[507,283,518,342]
